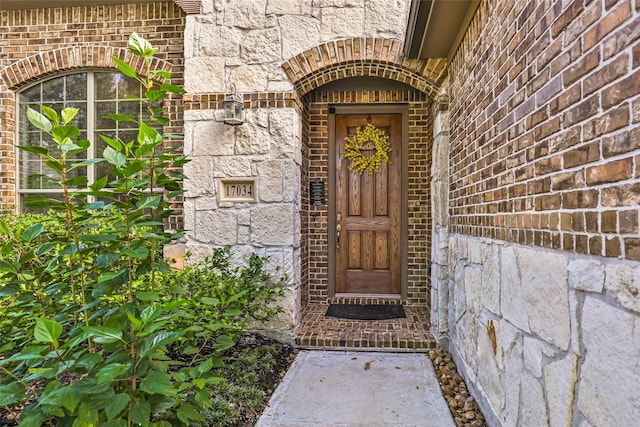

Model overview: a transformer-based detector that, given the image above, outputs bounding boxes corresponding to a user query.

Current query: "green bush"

[160,248,285,348]
[0,33,283,427]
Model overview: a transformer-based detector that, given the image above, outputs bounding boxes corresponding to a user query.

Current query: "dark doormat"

[325,304,406,320]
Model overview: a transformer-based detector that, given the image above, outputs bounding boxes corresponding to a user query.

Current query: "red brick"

[619,209,639,233]
[586,157,633,185]
[602,210,618,232]
[583,0,632,51]
[606,236,622,257]
[550,82,581,115]
[625,237,640,260]
[551,1,584,38]
[603,127,640,158]
[563,189,599,209]
[535,193,562,210]
[563,141,600,169]
[602,182,640,206]
[586,211,599,233]
[551,170,585,190]
[583,105,630,141]
[602,74,640,109]
[563,94,600,126]
[563,49,600,87]
[589,235,603,256]
[583,53,629,96]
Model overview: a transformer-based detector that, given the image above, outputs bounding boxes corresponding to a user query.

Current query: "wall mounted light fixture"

[224,85,244,126]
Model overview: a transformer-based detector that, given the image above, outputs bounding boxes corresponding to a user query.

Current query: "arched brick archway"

[2,45,174,90]
[282,37,447,97]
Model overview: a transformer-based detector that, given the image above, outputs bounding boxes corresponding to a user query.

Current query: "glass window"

[17,71,151,209]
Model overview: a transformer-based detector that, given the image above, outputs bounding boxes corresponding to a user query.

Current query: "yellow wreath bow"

[341,123,391,175]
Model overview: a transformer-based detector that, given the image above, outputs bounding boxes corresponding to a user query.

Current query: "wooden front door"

[334,113,402,295]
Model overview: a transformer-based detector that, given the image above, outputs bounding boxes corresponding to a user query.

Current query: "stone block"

[237,209,251,226]
[364,0,408,38]
[224,0,268,28]
[481,243,501,315]
[184,57,226,93]
[568,258,604,292]
[183,198,196,238]
[192,120,236,156]
[282,160,300,202]
[197,25,241,57]
[267,0,312,15]
[183,156,214,197]
[320,6,363,41]
[229,64,271,92]
[251,204,295,246]
[455,313,479,377]
[194,196,217,211]
[195,209,237,245]
[523,336,556,378]
[464,266,482,316]
[237,225,250,244]
[279,15,322,59]
[578,297,640,427]
[236,120,271,155]
[213,157,252,178]
[467,238,483,264]
[519,372,549,426]
[241,28,281,64]
[518,247,570,350]
[183,242,213,265]
[544,353,578,427]
[249,286,299,333]
[315,0,363,6]
[500,320,523,427]
[477,321,505,414]
[604,262,640,314]
[258,160,284,202]
[164,243,185,270]
[500,245,530,333]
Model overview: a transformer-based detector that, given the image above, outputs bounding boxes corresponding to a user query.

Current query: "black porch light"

[224,86,244,126]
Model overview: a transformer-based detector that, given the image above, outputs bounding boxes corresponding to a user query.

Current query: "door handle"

[336,223,341,249]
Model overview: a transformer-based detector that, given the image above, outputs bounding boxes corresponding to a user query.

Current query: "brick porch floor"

[295,303,436,352]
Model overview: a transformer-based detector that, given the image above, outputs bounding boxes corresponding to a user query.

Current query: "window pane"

[95,72,117,100]
[21,193,64,213]
[41,78,65,102]
[95,101,116,130]
[66,101,87,129]
[66,74,87,100]
[20,161,41,189]
[20,85,41,103]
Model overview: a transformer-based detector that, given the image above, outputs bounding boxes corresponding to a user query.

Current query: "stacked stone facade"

[438,0,640,425]
[181,0,446,341]
[0,1,186,228]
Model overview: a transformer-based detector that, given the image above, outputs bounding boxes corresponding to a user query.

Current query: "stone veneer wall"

[0,2,186,229]
[181,0,447,339]
[306,89,433,306]
[438,0,640,425]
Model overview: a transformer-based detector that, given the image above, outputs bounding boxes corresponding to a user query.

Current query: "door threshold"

[330,294,403,305]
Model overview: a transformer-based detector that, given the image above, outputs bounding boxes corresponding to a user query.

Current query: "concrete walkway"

[256,350,455,427]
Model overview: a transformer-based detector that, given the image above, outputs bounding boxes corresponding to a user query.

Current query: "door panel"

[334,113,402,295]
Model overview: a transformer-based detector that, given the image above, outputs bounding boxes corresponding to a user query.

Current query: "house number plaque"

[310,181,326,205]
[219,179,256,202]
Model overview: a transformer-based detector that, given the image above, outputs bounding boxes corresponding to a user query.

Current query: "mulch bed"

[429,348,487,427]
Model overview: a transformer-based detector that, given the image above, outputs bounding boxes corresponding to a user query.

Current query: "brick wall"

[448,0,640,260]
[0,2,185,227]
[305,89,432,306]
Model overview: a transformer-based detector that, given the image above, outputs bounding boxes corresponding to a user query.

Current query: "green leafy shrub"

[0,33,283,427]
[159,248,285,349]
